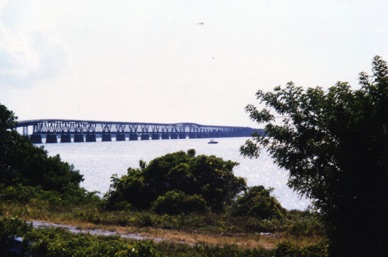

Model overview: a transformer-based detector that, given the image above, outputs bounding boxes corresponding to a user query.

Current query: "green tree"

[0,105,19,183]
[0,103,84,193]
[104,150,247,213]
[241,56,388,257]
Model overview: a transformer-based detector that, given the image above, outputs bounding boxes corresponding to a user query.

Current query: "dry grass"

[27,218,322,250]
[117,227,322,250]
[1,201,324,250]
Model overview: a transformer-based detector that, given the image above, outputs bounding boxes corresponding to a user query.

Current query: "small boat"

[208,139,218,144]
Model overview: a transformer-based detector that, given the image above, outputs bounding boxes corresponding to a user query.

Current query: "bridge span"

[15,119,261,144]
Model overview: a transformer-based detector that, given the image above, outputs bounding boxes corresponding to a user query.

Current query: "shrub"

[0,217,32,255]
[104,150,246,212]
[152,191,206,215]
[274,241,328,257]
[231,186,286,219]
[22,226,162,257]
[286,217,325,237]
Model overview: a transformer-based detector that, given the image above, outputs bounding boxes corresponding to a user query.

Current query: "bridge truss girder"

[15,119,259,143]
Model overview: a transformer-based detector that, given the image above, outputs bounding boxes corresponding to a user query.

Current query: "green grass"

[0,185,327,256]
[1,217,328,257]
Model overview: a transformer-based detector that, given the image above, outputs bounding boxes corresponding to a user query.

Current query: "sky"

[1,0,387,127]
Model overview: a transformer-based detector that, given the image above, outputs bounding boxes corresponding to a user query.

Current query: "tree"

[241,56,388,257]
[104,150,247,213]
[0,105,19,182]
[0,104,17,132]
[0,103,84,193]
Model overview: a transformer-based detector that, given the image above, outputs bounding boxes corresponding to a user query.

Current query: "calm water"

[42,137,310,210]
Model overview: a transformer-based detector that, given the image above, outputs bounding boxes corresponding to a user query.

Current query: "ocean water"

[42,137,310,210]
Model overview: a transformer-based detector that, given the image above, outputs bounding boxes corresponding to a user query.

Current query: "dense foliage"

[104,150,247,213]
[0,217,32,256]
[241,56,388,256]
[231,186,286,219]
[152,190,207,215]
[0,104,83,193]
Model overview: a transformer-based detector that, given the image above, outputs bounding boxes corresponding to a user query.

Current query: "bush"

[286,217,325,237]
[157,242,273,257]
[0,184,100,213]
[152,191,206,215]
[231,186,286,219]
[25,227,162,257]
[0,217,162,257]
[0,217,32,255]
[274,241,328,257]
[104,150,246,212]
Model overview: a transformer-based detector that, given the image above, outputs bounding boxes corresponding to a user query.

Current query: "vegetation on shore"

[0,216,327,257]
[2,56,386,256]
[242,55,388,257]
[0,103,326,256]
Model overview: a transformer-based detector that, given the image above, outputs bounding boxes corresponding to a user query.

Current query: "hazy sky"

[1,0,387,127]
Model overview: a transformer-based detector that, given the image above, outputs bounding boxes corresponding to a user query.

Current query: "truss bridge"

[15,119,261,144]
